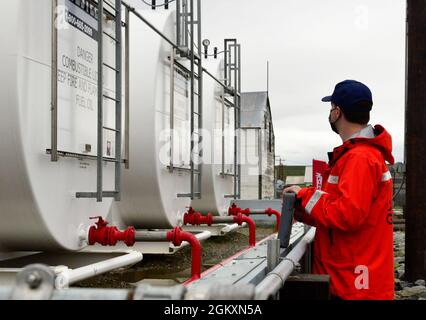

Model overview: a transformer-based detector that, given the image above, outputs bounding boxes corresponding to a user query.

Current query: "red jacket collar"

[328,124,395,168]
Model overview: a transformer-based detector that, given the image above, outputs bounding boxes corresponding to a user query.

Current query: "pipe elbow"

[265,208,281,232]
[233,214,256,247]
[167,227,202,282]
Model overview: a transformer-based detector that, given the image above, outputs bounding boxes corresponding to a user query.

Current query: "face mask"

[329,111,340,134]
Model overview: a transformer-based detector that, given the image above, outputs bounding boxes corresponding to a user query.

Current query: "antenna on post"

[267,60,270,95]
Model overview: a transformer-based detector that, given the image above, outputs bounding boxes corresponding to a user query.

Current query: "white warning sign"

[57,0,100,157]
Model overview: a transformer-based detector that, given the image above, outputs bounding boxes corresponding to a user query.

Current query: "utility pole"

[405,0,426,281]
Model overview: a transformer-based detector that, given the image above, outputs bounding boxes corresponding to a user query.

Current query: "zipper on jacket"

[328,229,334,246]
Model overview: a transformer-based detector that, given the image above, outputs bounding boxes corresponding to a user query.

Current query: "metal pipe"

[55,250,143,289]
[266,239,280,273]
[122,1,179,50]
[265,208,281,232]
[196,0,203,199]
[191,230,211,242]
[114,0,123,201]
[238,215,256,247]
[167,227,202,282]
[258,129,262,200]
[51,288,131,300]
[176,0,181,47]
[220,223,240,234]
[197,0,201,57]
[134,230,168,241]
[97,0,104,202]
[169,47,175,172]
[228,204,281,232]
[184,209,256,246]
[124,6,130,169]
[210,216,234,224]
[254,228,316,300]
[51,0,58,162]
[135,228,208,283]
[236,44,242,198]
[187,0,195,199]
[183,0,188,48]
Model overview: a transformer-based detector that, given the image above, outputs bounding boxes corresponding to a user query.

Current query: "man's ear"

[336,106,343,119]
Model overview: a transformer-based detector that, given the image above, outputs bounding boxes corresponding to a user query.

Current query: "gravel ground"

[394,231,426,300]
[74,226,275,289]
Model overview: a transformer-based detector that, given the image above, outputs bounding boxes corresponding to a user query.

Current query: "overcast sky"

[201,0,406,165]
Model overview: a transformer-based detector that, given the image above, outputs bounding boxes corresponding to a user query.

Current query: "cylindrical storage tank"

[0,0,119,251]
[111,9,192,229]
[190,60,235,216]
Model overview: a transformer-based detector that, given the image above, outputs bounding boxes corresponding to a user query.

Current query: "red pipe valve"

[228,203,250,216]
[184,208,213,226]
[88,217,135,247]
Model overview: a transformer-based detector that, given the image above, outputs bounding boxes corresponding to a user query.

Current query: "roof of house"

[241,91,271,128]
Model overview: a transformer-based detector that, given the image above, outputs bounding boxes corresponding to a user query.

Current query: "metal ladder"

[76,0,123,202]
[223,39,242,200]
[175,0,203,200]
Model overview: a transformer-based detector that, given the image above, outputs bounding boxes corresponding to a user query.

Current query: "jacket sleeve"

[296,153,379,232]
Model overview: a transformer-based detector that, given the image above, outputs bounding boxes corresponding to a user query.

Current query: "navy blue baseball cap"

[321,80,373,112]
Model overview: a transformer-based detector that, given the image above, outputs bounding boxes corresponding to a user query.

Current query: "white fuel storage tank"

[0,0,119,251]
[190,60,235,216]
[111,9,193,229]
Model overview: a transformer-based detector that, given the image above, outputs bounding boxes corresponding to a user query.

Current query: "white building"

[240,92,275,199]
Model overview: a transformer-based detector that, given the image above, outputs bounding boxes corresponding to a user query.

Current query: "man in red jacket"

[284,80,395,300]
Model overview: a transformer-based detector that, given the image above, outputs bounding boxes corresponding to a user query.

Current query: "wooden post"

[405,0,426,281]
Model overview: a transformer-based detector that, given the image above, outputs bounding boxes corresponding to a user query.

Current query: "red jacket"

[296,125,395,300]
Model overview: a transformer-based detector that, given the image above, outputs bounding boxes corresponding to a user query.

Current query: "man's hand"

[283,185,301,196]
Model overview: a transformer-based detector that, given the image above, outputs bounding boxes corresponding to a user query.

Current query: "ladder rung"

[103,94,120,103]
[76,191,119,199]
[103,32,120,43]
[177,192,201,198]
[103,0,117,12]
[103,62,120,73]
[103,126,120,133]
